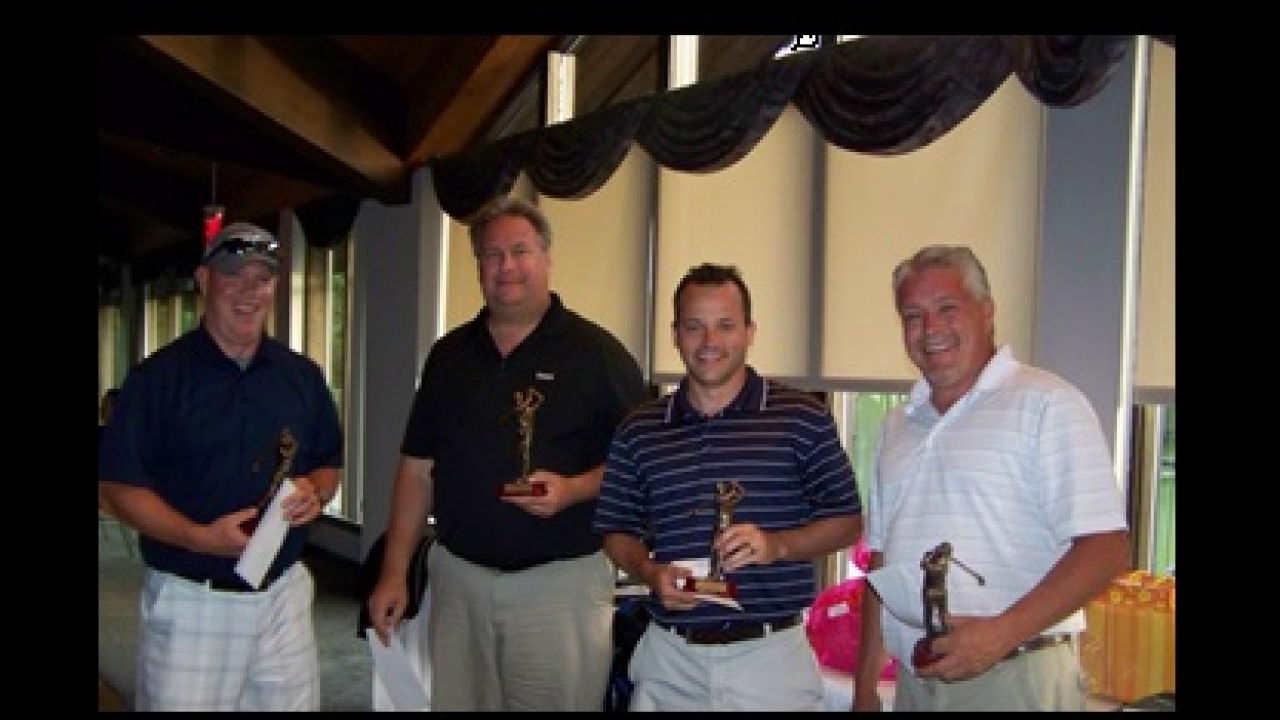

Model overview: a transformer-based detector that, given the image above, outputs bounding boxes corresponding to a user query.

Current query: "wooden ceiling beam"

[132,35,410,204]
[406,35,559,165]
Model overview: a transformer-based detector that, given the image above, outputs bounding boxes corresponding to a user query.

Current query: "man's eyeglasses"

[206,236,280,263]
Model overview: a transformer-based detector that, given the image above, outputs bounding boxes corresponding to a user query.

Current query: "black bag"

[355,531,433,639]
[603,595,651,712]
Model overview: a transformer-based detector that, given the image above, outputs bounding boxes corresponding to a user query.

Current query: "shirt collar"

[905,344,1017,417]
[470,292,567,348]
[193,321,279,370]
[664,365,767,424]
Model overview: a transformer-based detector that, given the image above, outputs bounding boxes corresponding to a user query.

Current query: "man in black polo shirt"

[366,196,647,711]
[98,222,344,711]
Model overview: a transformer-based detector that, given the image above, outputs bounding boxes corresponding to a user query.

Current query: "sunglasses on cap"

[205,236,280,263]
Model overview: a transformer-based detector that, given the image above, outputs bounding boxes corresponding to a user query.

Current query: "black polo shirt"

[401,292,647,571]
[98,323,344,584]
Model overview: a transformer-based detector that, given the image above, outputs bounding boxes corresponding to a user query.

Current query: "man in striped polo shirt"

[595,263,863,711]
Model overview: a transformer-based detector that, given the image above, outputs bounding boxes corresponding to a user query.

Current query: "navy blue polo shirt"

[401,292,647,572]
[595,366,861,626]
[98,323,344,584]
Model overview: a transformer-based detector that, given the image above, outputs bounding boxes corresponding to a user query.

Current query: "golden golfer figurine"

[240,428,297,535]
[500,387,548,497]
[911,541,985,667]
[682,480,745,597]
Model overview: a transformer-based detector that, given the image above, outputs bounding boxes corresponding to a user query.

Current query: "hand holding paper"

[367,630,430,711]
[235,478,296,589]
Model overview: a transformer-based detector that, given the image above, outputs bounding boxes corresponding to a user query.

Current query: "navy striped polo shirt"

[595,366,861,627]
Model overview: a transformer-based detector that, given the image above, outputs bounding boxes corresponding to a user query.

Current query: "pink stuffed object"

[853,536,873,573]
[805,538,897,680]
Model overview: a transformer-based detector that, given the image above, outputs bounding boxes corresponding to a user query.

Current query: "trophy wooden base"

[499,480,547,497]
[912,637,944,668]
[679,577,737,598]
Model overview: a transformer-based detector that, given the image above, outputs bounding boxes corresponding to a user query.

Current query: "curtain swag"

[432,34,1162,223]
[296,194,364,249]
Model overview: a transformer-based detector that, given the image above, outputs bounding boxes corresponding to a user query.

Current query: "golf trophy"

[911,541,985,667]
[500,387,548,497]
[240,428,297,535]
[679,480,745,598]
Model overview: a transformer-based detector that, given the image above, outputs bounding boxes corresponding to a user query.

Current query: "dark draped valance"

[296,193,363,249]
[432,35,1166,223]
[637,52,811,172]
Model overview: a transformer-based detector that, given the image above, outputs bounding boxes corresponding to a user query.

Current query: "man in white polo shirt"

[852,244,1130,712]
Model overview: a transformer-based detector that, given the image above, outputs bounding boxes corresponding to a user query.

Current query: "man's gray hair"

[891,244,993,306]
[467,196,553,258]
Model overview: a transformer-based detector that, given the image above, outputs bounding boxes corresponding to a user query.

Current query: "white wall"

[309,170,448,562]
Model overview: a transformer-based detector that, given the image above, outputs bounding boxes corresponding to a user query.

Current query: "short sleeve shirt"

[98,323,344,583]
[595,367,862,626]
[400,293,647,571]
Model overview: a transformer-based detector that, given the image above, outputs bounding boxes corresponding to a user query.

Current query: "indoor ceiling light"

[203,160,225,243]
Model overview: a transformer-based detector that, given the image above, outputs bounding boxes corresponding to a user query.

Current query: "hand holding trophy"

[240,428,298,535]
[500,387,548,497]
[911,541,985,667]
[678,480,745,598]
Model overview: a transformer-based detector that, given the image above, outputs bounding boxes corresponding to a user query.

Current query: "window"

[300,238,353,521]
[142,276,198,357]
[98,300,128,404]
[827,390,909,585]
[1131,403,1175,575]
[1154,405,1175,574]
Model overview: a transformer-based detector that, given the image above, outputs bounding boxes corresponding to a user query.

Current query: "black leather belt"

[167,565,286,593]
[658,614,802,645]
[1002,633,1074,661]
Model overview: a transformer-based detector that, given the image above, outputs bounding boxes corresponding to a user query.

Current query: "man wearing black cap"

[99,222,344,711]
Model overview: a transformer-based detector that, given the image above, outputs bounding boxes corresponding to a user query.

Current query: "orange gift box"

[1079,571,1175,703]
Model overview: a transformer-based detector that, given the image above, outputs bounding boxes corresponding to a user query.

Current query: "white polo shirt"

[866,346,1128,667]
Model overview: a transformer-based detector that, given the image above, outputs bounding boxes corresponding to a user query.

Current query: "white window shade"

[444,212,483,333]
[820,76,1044,385]
[1135,41,1175,394]
[443,174,536,333]
[653,106,817,381]
[442,161,654,370]
[541,145,654,368]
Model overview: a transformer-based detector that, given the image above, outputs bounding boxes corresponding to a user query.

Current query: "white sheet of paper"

[672,558,744,611]
[689,590,744,611]
[367,630,431,711]
[372,586,432,711]
[234,478,296,589]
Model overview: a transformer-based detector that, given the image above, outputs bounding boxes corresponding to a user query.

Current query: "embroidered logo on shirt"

[535,372,555,382]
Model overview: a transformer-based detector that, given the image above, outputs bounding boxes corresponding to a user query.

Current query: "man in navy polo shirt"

[99,222,344,711]
[594,262,863,711]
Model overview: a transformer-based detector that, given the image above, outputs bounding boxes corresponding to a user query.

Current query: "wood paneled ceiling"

[98,35,790,275]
